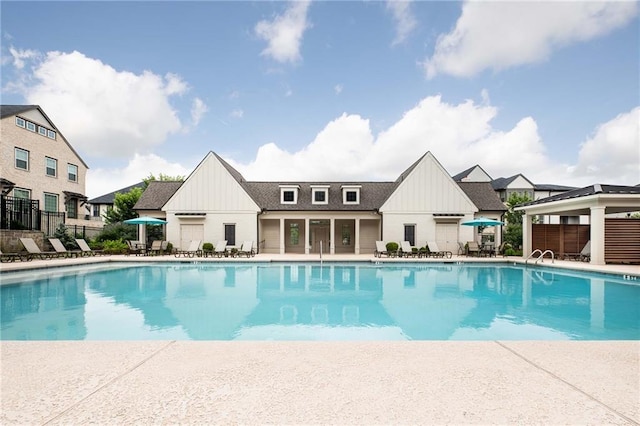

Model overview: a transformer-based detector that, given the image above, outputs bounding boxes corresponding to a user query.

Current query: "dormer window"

[342,185,361,205]
[311,185,329,205]
[279,185,300,204]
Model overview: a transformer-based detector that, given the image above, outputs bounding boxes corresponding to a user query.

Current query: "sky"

[1,0,638,199]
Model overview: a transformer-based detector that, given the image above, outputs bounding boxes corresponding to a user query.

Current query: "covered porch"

[258,212,381,255]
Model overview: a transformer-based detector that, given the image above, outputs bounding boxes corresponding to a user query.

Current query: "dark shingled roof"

[134,181,183,210]
[457,182,507,211]
[89,182,146,204]
[518,184,640,207]
[245,181,397,211]
[452,165,493,182]
[0,105,39,118]
[534,183,577,191]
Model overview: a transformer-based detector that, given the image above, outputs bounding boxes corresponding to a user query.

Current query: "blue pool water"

[1,262,638,341]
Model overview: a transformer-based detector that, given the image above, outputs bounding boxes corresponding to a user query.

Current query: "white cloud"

[334,84,343,95]
[386,1,418,46]
[190,98,208,126]
[255,0,312,63]
[230,109,244,119]
[226,95,639,188]
[22,50,186,157]
[87,153,193,199]
[425,1,638,78]
[569,107,640,185]
[8,46,39,69]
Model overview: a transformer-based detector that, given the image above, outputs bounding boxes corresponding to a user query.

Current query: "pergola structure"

[515,184,640,265]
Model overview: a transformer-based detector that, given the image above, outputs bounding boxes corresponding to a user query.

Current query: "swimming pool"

[1,262,638,340]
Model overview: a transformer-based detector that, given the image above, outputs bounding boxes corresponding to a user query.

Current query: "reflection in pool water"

[1,263,638,340]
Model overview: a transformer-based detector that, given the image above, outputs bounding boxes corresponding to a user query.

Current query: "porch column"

[590,206,606,265]
[304,218,310,254]
[355,218,361,255]
[279,218,285,255]
[330,218,335,254]
[522,213,533,258]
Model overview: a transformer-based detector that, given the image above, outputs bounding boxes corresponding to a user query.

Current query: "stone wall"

[0,230,46,253]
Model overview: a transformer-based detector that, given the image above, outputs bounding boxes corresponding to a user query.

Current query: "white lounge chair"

[237,241,254,257]
[49,238,83,258]
[175,240,202,258]
[400,241,416,257]
[563,240,591,262]
[75,238,105,256]
[427,241,452,258]
[213,240,228,258]
[19,237,60,260]
[374,241,390,258]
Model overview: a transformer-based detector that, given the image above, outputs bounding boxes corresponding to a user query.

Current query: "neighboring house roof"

[490,174,536,190]
[517,184,640,207]
[457,182,507,211]
[1,104,90,169]
[534,183,577,192]
[88,182,146,204]
[452,165,492,182]
[134,181,183,210]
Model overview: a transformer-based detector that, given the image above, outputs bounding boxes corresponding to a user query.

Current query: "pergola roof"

[515,184,640,216]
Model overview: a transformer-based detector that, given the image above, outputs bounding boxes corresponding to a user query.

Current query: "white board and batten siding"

[164,152,261,250]
[380,152,477,249]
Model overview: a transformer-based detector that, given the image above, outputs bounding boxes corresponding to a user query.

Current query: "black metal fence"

[1,195,65,236]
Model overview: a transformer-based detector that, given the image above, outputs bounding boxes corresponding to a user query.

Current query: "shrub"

[504,248,517,256]
[53,224,77,249]
[166,242,173,254]
[102,239,128,254]
[386,242,399,252]
[95,223,137,243]
[202,242,214,252]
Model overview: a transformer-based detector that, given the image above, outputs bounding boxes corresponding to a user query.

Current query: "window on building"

[404,224,416,246]
[311,185,329,205]
[342,186,361,204]
[290,223,299,245]
[68,164,78,182]
[26,121,36,132]
[66,198,77,219]
[13,188,30,199]
[47,129,56,140]
[224,224,236,246]
[280,185,299,204]
[45,157,57,177]
[15,117,25,128]
[15,148,29,170]
[44,193,58,212]
[341,224,351,245]
[38,126,47,136]
[92,205,101,218]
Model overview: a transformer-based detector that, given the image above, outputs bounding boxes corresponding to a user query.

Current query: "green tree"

[103,187,143,224]
[502,192,534,250]
[142,173,184,189]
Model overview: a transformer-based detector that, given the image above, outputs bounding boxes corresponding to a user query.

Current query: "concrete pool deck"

[1,255,639,424]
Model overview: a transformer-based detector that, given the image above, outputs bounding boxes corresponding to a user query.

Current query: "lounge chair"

[427,241,452,259]
[126,240,146,256]
[212,240,228,258]
[374,241,390,258]
[175,240,202,258]
[148,240,167,256]
[75,238,105,256]
[466,241,481,257]
[400,241,416,258]
[0,248,29,262]
[237,241,254,257]
[49,238,83,258]
[19,237,60,260]
[563,241,591,262]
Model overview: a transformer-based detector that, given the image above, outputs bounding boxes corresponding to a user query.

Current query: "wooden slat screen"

[605,218,640,264]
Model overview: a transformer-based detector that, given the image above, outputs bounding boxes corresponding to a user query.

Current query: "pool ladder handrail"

[525,249,555,265]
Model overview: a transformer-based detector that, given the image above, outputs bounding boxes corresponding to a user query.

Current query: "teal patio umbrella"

[124,216,167,243]
[461,217,504,227]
